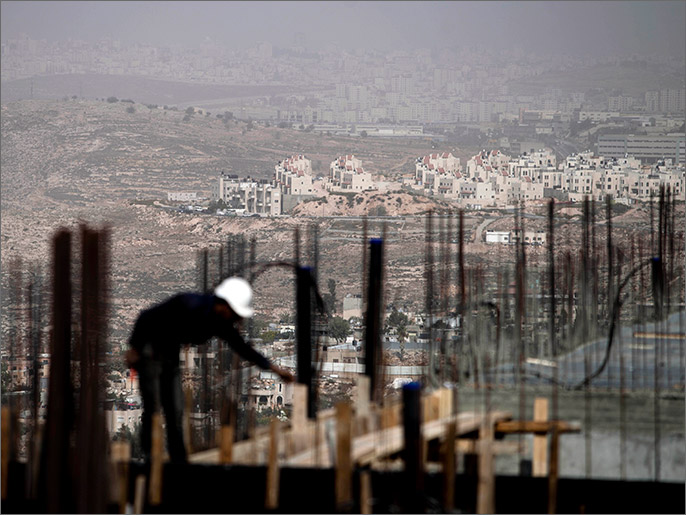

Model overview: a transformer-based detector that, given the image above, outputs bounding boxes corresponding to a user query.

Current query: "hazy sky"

[2,1,685,57]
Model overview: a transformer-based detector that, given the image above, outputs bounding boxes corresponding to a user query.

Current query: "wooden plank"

[133,474,146,515]
[360,469,372,515]
[286,410,513,467]
[380,401,402,430]
[220,425,233,464]
[290,384,308,455]
[428,393,440,422]
[356,376,371,416]
[335,402,353,510]
[265,419,281,510]
[149,412,163,505]
[355,376,371,436]
[439,388,453,419]
[421,392,440,423]
[111,441,131,514]
[292,384,307,431]
[533,397,549,477]
[476,417,494,514]
[548,427,560,514]
[443,421,456,511]
[495,420,580,434]
[456,439,526,455]
[193,410,516,467]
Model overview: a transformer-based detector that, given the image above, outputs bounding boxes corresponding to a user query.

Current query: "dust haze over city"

[1,1,685,512]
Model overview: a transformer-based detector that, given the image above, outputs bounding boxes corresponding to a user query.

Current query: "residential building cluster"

[211,144,684,217]
[446,149,684,207]
[214,155,316,215]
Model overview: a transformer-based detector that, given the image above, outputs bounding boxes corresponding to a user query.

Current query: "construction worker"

[125,277,294,463]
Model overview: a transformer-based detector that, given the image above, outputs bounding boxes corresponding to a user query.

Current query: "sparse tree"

[126,106,135,114]
[370,205,387,217]
[385,308,409,335]
[322,278,337,314]
[328,316,351,343]
[386,308,409,360]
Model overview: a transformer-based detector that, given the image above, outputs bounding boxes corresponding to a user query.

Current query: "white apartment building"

[274,155,314,196]
[466,149,510,179]
[216,174,282,215]
[560,152,684,202]
[596,134,685,164]
[486,230,546,245]
[414,152,462,195]
[578,111,618,123]
[508,149,557,180]
[485,231,511,244]
[167,191,198,202]
[608,95,636,112]
[328,155,376,192]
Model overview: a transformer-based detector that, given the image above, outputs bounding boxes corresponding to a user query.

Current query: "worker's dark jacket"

[129,293,271,370]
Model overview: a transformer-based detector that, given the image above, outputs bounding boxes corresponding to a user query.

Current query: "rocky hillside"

[292,191,453,217]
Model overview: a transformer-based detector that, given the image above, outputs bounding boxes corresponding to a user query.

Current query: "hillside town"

[202,146,684,218]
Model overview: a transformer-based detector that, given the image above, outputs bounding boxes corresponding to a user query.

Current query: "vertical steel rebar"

[584,350,592,479]
[41,230,74,513]
[366,239,384,403]
[425,211,437,389]
[296,266,314,419]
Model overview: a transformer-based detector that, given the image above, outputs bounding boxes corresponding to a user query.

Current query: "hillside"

[0,99,477,347]
[292,191,452,217]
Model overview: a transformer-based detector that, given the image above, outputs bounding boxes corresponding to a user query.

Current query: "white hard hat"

[214,277,254,319]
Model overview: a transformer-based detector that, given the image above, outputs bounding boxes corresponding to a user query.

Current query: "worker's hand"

[270,364,295,383]
[125,348,140,369]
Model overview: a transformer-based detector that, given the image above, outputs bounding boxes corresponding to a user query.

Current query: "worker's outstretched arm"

[221,325,294,382]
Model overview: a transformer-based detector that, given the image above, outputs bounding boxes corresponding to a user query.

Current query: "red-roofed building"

[329,155,375,192]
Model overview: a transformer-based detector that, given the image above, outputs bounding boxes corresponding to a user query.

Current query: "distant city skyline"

[2,1,685,58]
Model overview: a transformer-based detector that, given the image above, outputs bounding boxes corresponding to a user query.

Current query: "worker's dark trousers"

[138,354,187,463]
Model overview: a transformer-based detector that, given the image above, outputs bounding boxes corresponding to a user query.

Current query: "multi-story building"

[560,152,684,202]
[658,88,686,113]
[645,91,660,112]
[608,95,636,112]
[274,155,314,196]
[508,149,556,181]
[577,111,618,123]
[328,155,376,192]
[215,174,282,215]
[465,150,509,179]
[167,191,198,202]
[414,152,462,196]
[596,134,685,164]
